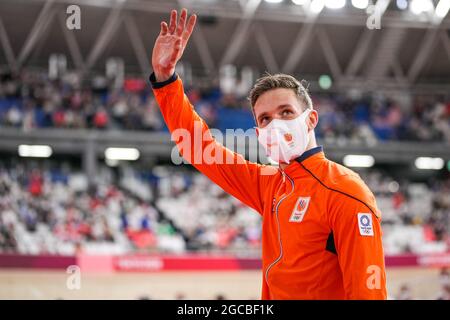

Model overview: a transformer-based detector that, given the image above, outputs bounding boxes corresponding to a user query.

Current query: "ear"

[306,110,318,131]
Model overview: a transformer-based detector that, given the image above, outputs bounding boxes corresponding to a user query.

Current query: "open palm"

[152,9,197,82]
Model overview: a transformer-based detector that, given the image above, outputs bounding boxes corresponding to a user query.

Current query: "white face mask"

[257,109,311,164]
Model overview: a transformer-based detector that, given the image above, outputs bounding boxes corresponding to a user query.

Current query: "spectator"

[93,107,109,129]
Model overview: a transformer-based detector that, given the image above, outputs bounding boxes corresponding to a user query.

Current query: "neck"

[279,133,318,170]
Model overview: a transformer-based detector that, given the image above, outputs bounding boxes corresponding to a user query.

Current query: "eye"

[259,116,270,126]
[281,109,293,116]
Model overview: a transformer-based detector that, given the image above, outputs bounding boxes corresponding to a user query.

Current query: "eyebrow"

[257,104,295,122]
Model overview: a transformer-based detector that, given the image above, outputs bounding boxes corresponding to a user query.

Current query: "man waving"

[149,9,387,300]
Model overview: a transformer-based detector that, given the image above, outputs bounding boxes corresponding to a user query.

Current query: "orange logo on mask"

[284,133,293,142]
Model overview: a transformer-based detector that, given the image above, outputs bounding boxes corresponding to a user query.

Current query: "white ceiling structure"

[0,0,449,92]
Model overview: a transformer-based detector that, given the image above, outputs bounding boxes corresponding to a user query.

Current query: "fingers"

[182,14,197,43]
[166,9,196,40]
[168,10,177,34]
[168,38,182,67]
[176,8,187,37]
[160,22,168,36]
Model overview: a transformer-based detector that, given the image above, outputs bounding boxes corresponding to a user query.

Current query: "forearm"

[150,72,265,213]
[150,72,214,162]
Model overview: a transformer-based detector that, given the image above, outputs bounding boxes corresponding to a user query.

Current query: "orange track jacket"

[151,73,387,300]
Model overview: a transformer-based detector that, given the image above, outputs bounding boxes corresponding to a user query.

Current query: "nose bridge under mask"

[256,108,312,164]
[257,108,310,131]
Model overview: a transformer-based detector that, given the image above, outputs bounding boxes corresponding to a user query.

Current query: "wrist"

[154,69,172,82]
[149,72,178,89]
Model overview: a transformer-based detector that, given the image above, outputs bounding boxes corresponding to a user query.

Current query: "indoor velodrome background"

[0,0,449,300]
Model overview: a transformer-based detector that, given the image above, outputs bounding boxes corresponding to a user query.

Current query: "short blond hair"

[248,73,313,113]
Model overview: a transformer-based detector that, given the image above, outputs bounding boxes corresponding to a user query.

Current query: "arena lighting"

[325,0,346,10]
[264,0,284,3]
[292,0,309,5]
[310,0,325,13]
[105,147,140,161]
[410,0,434,15]
[415,157,444,170]
[396,0,408,10]
[351,0,369,10]
[18,145,53,158]
[343,155,375,168]
[435,0,450,18]
[318,74,332,89]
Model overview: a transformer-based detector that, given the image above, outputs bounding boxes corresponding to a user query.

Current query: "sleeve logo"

[357,213,374,236]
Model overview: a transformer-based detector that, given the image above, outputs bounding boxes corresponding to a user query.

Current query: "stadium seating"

[1,70,449,143]
[0,162,448,256]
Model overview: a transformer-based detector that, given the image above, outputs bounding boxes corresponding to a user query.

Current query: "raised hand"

[151,9,197,82]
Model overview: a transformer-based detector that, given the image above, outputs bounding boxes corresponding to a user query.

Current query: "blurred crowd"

[0,70,449,143]
[0,162,259,255]
[0,71,162,131]
[0,161,448,257]
[362,170,450,255]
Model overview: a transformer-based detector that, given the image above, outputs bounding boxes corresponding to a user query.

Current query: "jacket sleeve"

[150,73,273,214]
[328,192,387,300]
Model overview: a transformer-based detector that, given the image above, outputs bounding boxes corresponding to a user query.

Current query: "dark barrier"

[1,252,449,271]
[0,254,76,269]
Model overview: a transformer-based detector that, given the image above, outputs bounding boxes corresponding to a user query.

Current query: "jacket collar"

[281,146,326,177]
[295,145,323,163]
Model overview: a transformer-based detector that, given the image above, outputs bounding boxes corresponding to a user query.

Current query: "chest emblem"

[289,196,311,223]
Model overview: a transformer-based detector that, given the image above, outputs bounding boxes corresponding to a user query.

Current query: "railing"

[1,127,448,164]
[1,252,450,271]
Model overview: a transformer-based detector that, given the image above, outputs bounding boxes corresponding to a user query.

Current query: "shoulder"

[321,160,381,219]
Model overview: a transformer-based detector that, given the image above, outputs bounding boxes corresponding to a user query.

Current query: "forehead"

[253,88,302,115]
